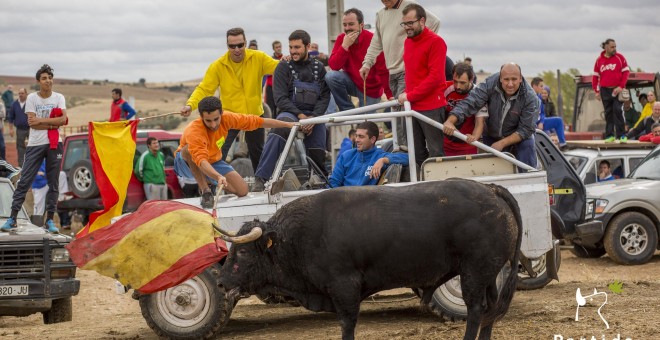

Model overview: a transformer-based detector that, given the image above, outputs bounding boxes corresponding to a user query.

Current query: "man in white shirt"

[2,64,67,233]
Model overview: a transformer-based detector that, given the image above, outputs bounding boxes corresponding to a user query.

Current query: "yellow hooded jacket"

[187,49,279,116]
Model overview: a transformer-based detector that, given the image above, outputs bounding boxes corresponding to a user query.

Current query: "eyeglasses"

[400,19,419,28]
[227,43,245,50]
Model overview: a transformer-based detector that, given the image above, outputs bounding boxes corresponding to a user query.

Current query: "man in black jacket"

[253,30,330,190]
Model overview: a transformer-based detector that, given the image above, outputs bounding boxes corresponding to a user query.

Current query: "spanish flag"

[66,201,229,293]
[77,121,139,237]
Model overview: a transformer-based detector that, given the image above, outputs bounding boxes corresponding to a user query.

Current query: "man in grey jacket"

[443,63,538,169]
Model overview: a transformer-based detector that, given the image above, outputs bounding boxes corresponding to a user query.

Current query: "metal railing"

[267,101,537,190]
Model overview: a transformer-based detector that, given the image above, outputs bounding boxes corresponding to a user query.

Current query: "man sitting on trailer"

[329,121,408,187]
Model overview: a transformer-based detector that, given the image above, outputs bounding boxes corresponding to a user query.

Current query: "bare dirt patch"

[1,250,658,339]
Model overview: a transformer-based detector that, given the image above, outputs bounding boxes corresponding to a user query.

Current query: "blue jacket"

[330,147,408,188]
[31,161,47,189]
[337,137,353,158]
[451,72,538,140]
[7,100,29,129]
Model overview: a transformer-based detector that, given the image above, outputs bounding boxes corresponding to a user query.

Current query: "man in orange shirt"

[175,96,295,208]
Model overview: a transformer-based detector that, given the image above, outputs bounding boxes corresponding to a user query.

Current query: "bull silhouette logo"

[575,288,609,329]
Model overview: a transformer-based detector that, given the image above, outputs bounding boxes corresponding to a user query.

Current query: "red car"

[59,130,187,223]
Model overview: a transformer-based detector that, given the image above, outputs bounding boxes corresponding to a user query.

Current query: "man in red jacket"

[326,8,391,112]
[638,123,660,144]
[397,3,447,166]
[592,38,630,143]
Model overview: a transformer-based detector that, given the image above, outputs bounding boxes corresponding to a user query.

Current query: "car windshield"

[629,148,660,180]
[0,182,29,219]
[564,155,588,173]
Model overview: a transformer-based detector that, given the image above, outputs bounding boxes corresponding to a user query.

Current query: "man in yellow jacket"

[181,27,279,173]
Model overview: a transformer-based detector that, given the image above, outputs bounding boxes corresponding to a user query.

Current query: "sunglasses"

[227,43,245,50]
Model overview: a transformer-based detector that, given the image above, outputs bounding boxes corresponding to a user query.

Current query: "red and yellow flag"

[66,201,228,293]
[78,121,138,237]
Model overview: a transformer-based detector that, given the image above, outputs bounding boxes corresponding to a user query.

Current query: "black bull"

[218,179,523,340]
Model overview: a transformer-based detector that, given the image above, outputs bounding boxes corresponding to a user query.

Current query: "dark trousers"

[411,107,446,167]
[255,112,326,181]
[483,134,537,171]
[221,127,265,174]
[600,87,626,139]
[265,85,276,116]
[16,128,29,167]
[0,124,5,160]
[11,143,62,214]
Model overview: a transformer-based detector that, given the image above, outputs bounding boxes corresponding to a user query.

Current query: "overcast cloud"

[1,0,658,83]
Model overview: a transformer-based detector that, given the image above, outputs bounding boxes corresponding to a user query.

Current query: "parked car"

[58,130,186,222]
[563,141,654,185]
[0,177,80,324]
[569,145,660,264]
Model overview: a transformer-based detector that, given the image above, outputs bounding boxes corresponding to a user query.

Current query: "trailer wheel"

[139,264,234,339]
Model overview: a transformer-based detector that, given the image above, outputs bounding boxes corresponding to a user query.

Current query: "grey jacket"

[450,72,538,140]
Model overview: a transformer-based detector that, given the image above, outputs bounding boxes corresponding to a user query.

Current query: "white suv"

[563,142,653,185]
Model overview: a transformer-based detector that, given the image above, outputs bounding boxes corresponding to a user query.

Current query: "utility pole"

[326,0,344,53]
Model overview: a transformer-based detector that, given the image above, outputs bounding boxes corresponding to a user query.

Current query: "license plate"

[0,285,29,296]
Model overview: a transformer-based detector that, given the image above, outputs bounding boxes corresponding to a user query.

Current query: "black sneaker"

[200,190,214,209]
[252,177,265,192]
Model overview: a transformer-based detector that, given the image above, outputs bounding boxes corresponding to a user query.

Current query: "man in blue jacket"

[330,121,408,187]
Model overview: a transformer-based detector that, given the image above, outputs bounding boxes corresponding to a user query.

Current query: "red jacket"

[638,132,660,144]
[403,27,447,111]
[443,81,477,156]
[592,51,629,93]
[328,30,392,99]
[110,98,126,122]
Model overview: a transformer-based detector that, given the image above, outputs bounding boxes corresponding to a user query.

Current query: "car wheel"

[570,244,606,258]
[603,212,658,265]
[42,297,72,324]
[69,159,99,199]
[139,264,234,339]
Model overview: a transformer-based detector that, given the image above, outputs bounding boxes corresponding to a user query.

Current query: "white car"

[563,141,654,185]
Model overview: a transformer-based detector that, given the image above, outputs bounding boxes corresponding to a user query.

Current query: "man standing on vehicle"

[109,88,137,122]
[182,28,280,174]
[135,137,167,200]
[2,64,66,233]
[330,121,408,187]
[7,88,30,166]
[592,38,629,143]
[360,0,440,151]
[397,3,447,166]
[252,30,331,191]
[175,96,294,208]
[326,8,391,112]
[442,62,486,156]
[444,63,539,169]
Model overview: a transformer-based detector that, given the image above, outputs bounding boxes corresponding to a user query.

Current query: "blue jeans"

[324,71,382,112]
[174,152,234,185]
[255,112,327,181]
[542,117,566,145]
[483,134,537,171]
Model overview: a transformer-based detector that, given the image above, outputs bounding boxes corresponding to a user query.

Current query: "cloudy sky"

[1,0,659,83]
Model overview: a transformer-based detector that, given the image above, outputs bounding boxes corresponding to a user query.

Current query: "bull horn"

[220,227,263,244]
[212,222,237,236]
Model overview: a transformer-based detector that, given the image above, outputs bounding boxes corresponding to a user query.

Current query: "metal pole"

[403,102,417,181]
[323,100,400,118]
[269,124,301,189]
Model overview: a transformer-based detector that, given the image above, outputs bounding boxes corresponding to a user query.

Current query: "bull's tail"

[480,184,523,328]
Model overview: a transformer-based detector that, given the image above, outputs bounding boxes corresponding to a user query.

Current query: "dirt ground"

[0,250,658,340]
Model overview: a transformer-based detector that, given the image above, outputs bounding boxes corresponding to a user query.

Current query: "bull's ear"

[264,230,278,248]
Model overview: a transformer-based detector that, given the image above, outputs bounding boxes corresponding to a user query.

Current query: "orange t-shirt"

[176,111,264,167]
